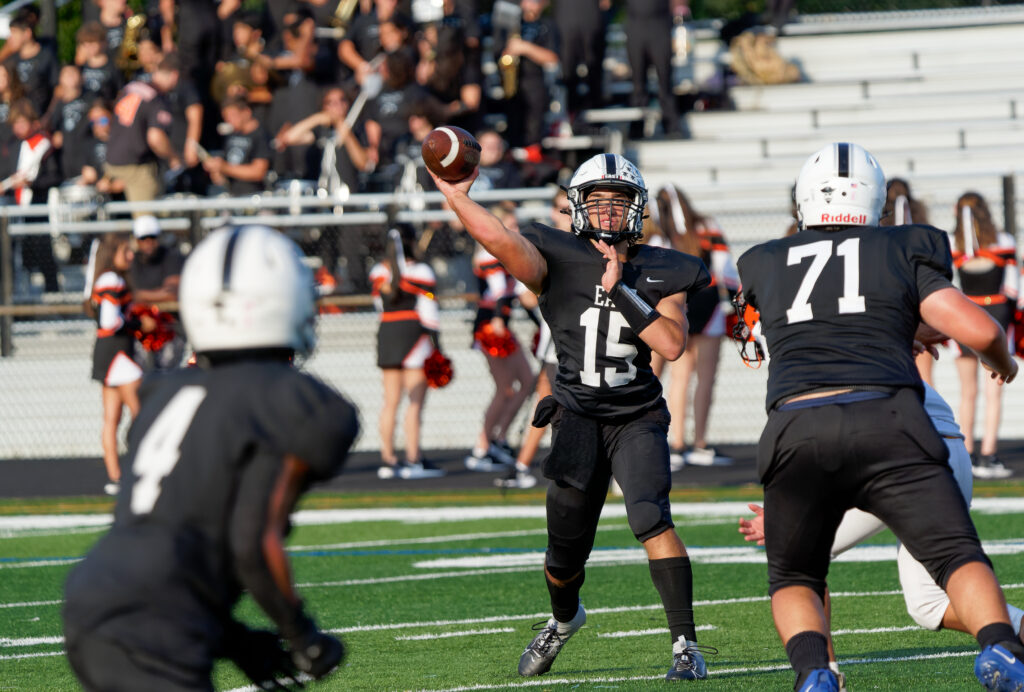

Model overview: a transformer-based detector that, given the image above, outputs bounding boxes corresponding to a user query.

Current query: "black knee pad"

[629,500,672,543]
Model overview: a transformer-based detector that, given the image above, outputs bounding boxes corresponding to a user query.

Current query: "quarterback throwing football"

[431,153,716,680]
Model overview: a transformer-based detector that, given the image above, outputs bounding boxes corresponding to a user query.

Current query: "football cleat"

[400,459,446,480]
[488,442,517,466]
[684,447,734,467]
[669,447,686,472]
[797,668,839,692]
[975,643,1024,691]
[666,637,716,681]
[495,469,538,489]
[972,454,1013,480]
[518,604,586,677]
[465,451,513,472]
[103,482,120,496]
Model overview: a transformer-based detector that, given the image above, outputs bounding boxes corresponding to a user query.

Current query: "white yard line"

[395,628,515,641]
[2,497,1023,536]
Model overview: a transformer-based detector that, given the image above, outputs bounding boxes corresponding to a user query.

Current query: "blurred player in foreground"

[63,225,360,691]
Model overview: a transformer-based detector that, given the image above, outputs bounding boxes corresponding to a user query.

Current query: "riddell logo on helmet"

[820,212,867,223]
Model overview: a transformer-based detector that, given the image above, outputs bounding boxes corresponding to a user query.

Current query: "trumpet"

[498,35,519,99]
[117,14,147,77]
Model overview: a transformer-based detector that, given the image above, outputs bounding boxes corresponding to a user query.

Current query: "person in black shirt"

[63,224,357,692]
[625,0,681,137]
[129,215,186,371]
[98,0,129,67]
[79,101,125,197]
[364,50,429,178]
[554,0,608,116]
[736,142,1023,692]
[204,94,271,196]
[338,0,401,84]
[75,21,124,104]
[493,0,559,148]
[431,152,715,680]
[4,14,59,119]
[474,128,522,190]
[45,66,90,179]
[105,54,182,202]
[277,86,369,195]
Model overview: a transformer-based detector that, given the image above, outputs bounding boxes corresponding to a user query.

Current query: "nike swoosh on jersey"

[646,277,664,283]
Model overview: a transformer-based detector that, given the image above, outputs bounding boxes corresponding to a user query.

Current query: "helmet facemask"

[565,153,648,245]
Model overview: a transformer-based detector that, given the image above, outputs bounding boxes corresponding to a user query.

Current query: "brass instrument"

[330,0,360,34]
[498,36,519,99]
[117,14,147,78]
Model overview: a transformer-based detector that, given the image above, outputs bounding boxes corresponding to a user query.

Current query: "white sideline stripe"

[598,624,716,638]
[412,540,1024,569]
[0,526,106,539]
[0,599,62,609]
[0,650,64,661]
[395,628,514,641]
[0,558,81,570]
[2,498,1023,533]
[412,650,978,692]
[833,625,919,636]
[288,519,734,552]
[0,635,63,647]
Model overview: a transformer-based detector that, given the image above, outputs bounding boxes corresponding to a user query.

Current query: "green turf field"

[2,486,1023,691]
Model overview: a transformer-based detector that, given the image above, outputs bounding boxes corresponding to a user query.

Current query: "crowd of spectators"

[0,0,695,210]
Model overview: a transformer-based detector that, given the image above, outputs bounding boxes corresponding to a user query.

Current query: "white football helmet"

[180,225,317,356]
[795,142,885,230]
[565,153,648,244]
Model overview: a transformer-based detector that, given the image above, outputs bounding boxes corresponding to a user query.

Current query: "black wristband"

[609,281,661,333]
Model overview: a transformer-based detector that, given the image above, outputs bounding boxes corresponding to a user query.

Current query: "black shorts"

[759,388,987,598]
[686,286,720,335]
[377,319,430,369]
[545,403,675,575]
[66,632,213,692]
[92,332,143,386]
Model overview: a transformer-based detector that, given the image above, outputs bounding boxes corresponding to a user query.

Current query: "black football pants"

[545,404,675,577]
[759,388,989,599]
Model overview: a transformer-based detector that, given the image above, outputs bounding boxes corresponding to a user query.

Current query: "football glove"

[225,626,303,691]
[289,629,345,680]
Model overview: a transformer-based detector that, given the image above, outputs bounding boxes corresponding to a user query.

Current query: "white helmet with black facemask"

[565,153,648,245]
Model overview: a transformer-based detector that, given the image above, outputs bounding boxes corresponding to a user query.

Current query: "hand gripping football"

[421,126,481,182]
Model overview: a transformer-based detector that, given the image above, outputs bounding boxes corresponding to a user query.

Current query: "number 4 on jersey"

[130,386,208,515]
[786,238,866,324]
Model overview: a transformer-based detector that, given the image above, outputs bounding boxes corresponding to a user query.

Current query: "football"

[421,126,481,182]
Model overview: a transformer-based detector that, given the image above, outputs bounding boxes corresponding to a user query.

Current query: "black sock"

[977,622,1024,657]
[649,556,696,643]
[546,568,585,623]
[785,631,829,691]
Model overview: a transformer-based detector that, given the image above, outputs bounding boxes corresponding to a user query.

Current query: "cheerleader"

[651,185,739,468]
[951,192,1018,479]
[464,204,533,472]
[370,224,446,480]
[89,232,152,495]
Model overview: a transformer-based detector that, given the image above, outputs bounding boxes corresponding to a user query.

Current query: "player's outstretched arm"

[230,454,345,680]
[920,287,1018,384]
[430,168,548,293]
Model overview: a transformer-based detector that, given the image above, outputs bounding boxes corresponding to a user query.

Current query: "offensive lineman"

[430,153,716,680]
[63,226,359,691]
[736,142,1024,691]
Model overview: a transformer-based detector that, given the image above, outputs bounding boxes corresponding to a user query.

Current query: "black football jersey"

[63,360,359,669]
[522,223,710,419]
[737,224,954,411]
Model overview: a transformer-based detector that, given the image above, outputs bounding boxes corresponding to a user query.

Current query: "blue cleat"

[975,644,1024,691]
[798,668,839,692]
